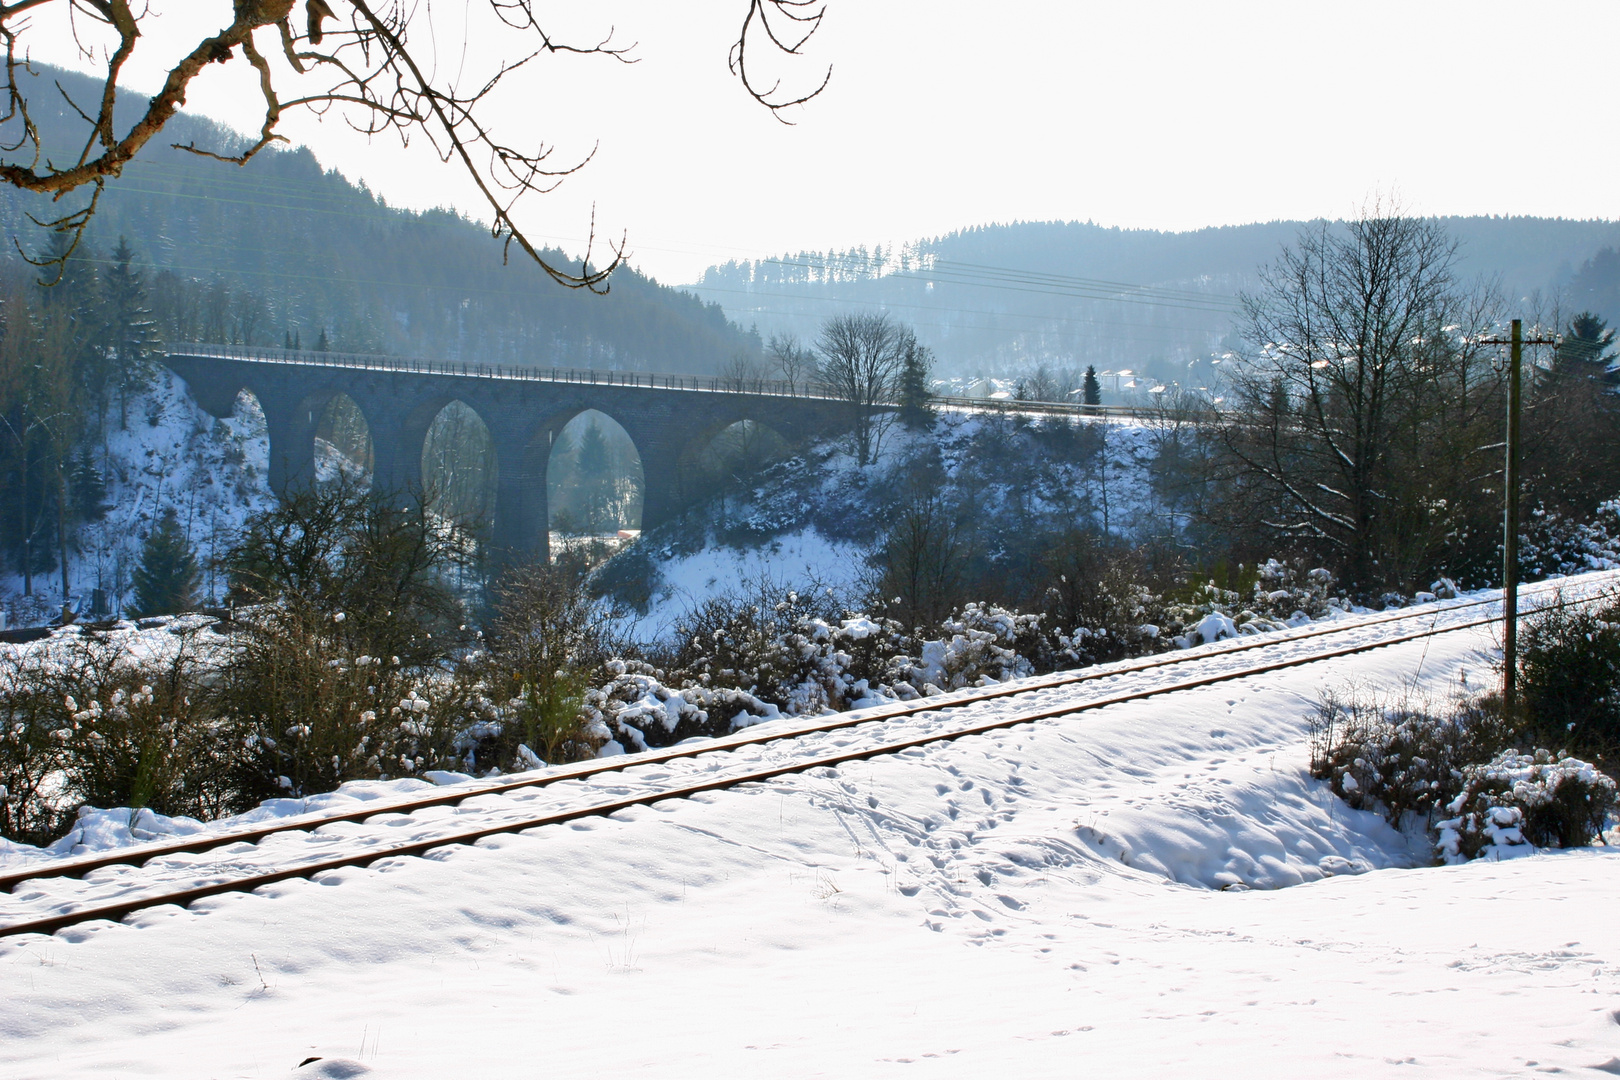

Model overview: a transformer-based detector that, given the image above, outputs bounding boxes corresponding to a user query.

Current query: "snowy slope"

[2,367,272,626]
[2,586,1618,1077]
[614,408,1167,638]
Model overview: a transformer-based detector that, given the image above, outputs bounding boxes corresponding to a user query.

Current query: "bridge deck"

[168,343,1167,420]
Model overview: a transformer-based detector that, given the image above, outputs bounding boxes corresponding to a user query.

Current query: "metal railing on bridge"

[166,343,1172,420]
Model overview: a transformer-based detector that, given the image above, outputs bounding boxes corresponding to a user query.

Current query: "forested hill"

[693,217,1620,379]
[0,65,757,373]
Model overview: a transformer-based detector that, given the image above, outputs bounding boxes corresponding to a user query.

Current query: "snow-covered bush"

[1161,578,1291,649]
[463,559,625,771]
[1309,690,1507,827]
[0,648,82,846]
[1248,560,1342,622]
[1312,686,1618,864]
[584,660,779,752]
[1436,749,1617,862]
[1518,499,1620,580]
[666,581,921,715]
[901,603,1039,691]
[773,614,914,714]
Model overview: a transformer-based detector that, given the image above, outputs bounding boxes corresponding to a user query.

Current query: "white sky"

[28,0,1620,284]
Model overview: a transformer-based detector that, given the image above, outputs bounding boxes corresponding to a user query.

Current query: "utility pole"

[1481,319,1556,719]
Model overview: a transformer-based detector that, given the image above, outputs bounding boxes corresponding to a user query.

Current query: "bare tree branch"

[0,0,831,285]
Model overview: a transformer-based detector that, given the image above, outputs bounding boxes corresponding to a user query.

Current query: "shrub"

[1248,559,1342,622]
[1516,589,1620,770]
[0,621,245,840]
[901,603,1040,690]
[50,624,241,819]
[1436,749,1617,862]
[584,659,778,752]
[1311,686,1617,864]
[469,558,620,769]
[215,602,472,798]
[0,653,76,846]
[1309,690,1508,827]
[666,579,918,713]
[215,480,482,797]
[1035,532,1172,666]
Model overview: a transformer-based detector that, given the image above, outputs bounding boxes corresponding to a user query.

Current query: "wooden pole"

[1503,318,1523,718]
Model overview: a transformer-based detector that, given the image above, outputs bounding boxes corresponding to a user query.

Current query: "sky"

[28,0,1620,285]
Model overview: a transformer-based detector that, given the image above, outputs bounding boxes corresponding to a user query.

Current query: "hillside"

[0,66,758,372]
[693,217,1620,386]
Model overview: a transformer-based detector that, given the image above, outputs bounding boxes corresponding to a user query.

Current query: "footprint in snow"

[295,1058,370,1078]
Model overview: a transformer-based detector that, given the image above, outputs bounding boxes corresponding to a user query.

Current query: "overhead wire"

[16,156,1243,341]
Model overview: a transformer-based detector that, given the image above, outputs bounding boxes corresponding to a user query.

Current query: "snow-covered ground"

[619,527,869,641]
[3,586,1617,1077]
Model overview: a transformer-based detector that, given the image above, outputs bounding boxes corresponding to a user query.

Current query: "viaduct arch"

[165,347,855,558]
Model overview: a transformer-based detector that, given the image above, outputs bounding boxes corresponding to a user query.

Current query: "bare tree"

[0,0,829,284]
[768,332,814,394]
[721,353,767,393]
[873,484,965,630]
[1215,203,1502,592]
[815,311,909,466]
[1014,364,1064,403]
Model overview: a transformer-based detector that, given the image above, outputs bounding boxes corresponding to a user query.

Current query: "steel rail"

[0,581,1587,898]
[0,597,1574,940]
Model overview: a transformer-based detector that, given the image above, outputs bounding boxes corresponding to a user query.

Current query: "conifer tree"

[1082,365,1102,406]
[575,420,613,532]
[102,238,161,430]
[897,338,935,429]
[1556,312,1618,380]
[131,508,198,617]
[70,447,108,524]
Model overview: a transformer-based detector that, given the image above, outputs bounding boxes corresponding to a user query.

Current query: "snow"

[2,585,1619,1076]
[619,527,869,641]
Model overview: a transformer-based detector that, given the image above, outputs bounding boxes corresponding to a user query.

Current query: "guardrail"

[165,343,1172,419]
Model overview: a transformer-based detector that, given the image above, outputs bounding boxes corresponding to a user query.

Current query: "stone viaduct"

[163,346,855,557]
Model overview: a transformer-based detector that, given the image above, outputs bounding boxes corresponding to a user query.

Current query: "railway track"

[0,579,1604,940]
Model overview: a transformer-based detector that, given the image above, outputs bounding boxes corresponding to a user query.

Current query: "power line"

[690,284,1230,340]
[757,253,1237,312]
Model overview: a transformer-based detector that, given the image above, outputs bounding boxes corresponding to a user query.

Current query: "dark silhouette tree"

[1555,312,1618,380]
[1082,365,1102,406]
[101,238,162,429]
[131,509,199,616]
[897,336,934,429]
[70,448,109,525]
[575,420,614,532]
